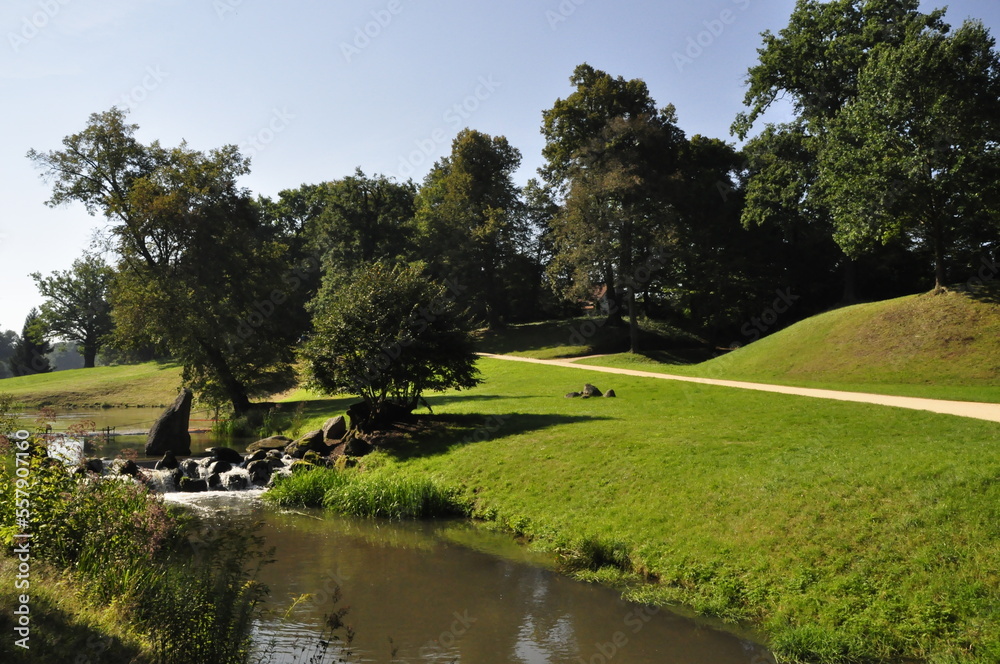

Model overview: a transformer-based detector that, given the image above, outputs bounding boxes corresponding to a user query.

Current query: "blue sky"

[1,0,998,334]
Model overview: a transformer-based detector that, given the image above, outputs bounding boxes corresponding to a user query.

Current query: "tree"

[0,330,17,379]
[414,129,529,328]
[734,0,949,294]
[819,19,1000,289]
[301,262,481,427]
[30,252,114,368]
[8,309,52,377]
[542,64,686,350]
[28,108,300,414]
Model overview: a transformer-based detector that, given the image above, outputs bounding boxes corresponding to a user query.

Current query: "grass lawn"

[0,362,183,409]
[278,357,1000,664]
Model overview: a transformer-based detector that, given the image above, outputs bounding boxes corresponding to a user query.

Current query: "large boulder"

[322,416,347,441]
[246,436,292,455]
[343,431,373,457]
[246,459,272,485]
[145,389,193,456]
[582,384,603,398]
[284,430,326,459]
[206,447,244,464]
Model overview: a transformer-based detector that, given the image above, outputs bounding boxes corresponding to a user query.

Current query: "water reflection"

[165,494,771,664]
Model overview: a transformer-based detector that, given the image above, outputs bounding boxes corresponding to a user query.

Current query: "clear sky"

[1,0,998,334]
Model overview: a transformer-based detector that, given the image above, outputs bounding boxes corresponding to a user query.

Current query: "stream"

[49,409,773,662]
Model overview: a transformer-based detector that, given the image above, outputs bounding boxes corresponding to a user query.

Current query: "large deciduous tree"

[818,19,1000,289]
[30,253,114,368]
[28,108,299,414]
[414,129,529,328]
[541,64,685,351]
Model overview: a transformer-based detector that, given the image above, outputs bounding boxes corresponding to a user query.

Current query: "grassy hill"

[577,289,1000,402]
[0,362,183,409]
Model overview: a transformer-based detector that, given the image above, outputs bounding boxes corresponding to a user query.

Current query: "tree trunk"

[627,286,640,353]
[82,344,97,369]
[604,262,623,326]
[196,338,252,416]
[933,217,946,290]
[841,256,857,305]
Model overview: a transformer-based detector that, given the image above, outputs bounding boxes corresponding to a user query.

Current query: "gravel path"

[478,353,1000,424]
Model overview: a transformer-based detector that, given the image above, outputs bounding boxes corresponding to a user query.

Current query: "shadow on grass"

[0,591,142,664]
[376,411,612,461]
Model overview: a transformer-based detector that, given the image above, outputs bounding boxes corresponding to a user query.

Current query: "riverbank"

[274,357,1000,664]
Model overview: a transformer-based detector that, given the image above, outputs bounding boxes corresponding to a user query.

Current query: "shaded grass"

[575,290,1000,403]
[0,362,183,409]
[281,357,1000,664]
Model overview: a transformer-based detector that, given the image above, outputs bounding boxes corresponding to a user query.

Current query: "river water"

[165,492,772,664]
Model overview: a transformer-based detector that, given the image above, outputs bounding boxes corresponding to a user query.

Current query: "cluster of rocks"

[565,384,617,399]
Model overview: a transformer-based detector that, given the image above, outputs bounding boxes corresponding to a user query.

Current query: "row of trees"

[14,0,999,417]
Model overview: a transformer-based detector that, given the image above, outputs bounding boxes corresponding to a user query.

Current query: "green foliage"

[30,252,115,368]
[302,261,481,424]
[28,108,302,414]
[7,308,52,377]
[415,129,531,328]
[265,465,349,508]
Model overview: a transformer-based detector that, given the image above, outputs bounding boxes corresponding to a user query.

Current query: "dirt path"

[478,353,1000,424]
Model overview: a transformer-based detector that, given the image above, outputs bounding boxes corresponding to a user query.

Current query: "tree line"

[5,0,997,416]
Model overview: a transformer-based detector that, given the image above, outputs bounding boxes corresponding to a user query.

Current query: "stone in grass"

[582,384,603,398]
[565,392,582,398]
[604,389,617,398]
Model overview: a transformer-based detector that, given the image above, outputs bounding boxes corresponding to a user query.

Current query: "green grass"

[0,362,183,408]
[573,290,1000,403]
[475,317,705,360]
[274,357,1000,664]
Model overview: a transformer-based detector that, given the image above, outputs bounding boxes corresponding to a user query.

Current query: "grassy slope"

[0,362,183,409]
[577,290,1000,403]
[284,358,1000,663]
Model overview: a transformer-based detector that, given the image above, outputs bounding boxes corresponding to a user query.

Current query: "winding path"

[478,353,1000,424]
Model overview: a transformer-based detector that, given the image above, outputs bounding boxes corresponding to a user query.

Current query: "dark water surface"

[165,493,772,664]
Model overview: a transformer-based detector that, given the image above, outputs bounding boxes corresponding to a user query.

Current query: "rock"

[284,429,325,459]
[119,460,140,477]
[265,449,283,460]
[582,384,603,397]
[565,392,582,398]
[224,474,249,491]
[266,456,287,469]
[207,460,233,476]
[179,476,208,493]
[343,431,373,457]
[246,459,272,484]
[207,447,244,464]
[85,458,104,474]
[604,389,617,398]
[179,459,201,478]
[243,450,267,466]
[246,436,293,454]
[207,473,223,491]
[155,451,179,471]
[145,389,193,456]
[322,416,348,441]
